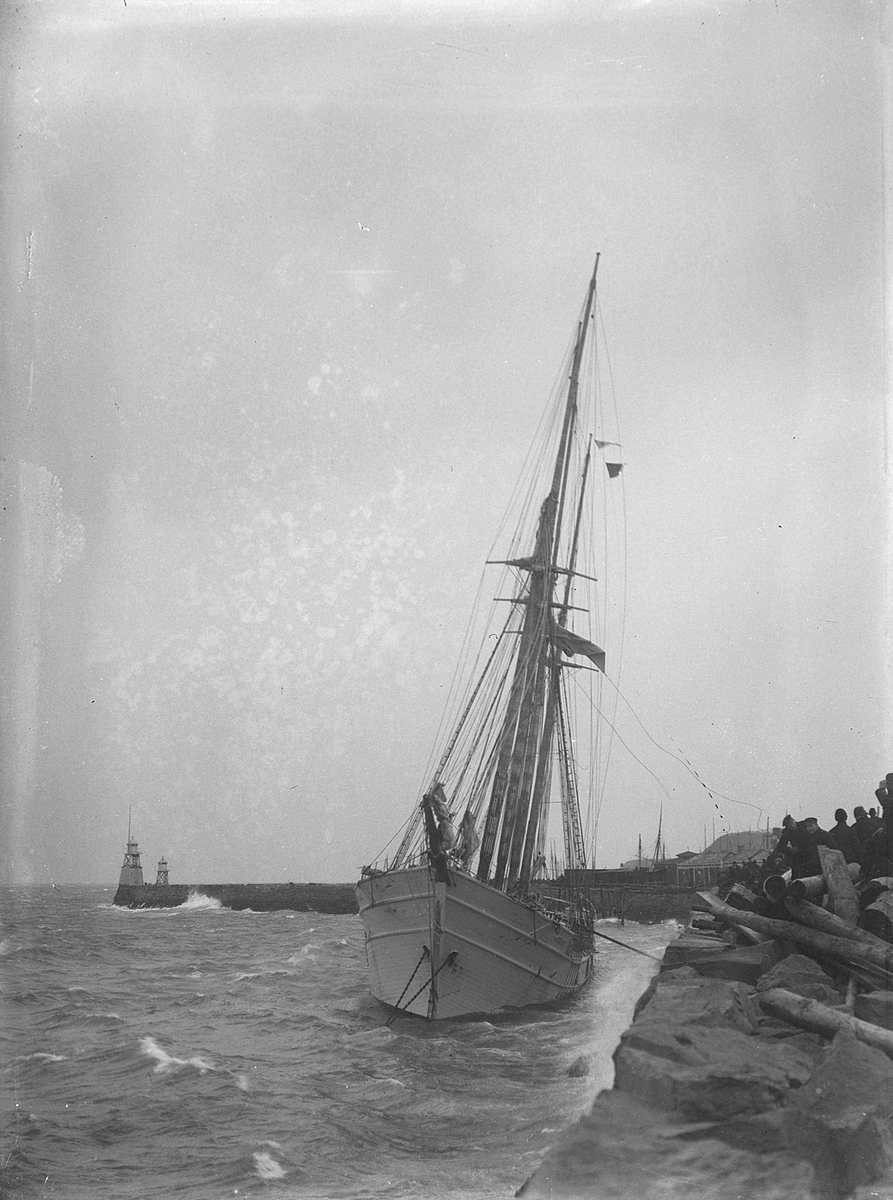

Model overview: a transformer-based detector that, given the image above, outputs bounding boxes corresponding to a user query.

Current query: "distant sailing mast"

[118,807,144,888]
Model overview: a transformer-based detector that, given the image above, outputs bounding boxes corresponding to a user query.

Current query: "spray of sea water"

[1,887,678,1199]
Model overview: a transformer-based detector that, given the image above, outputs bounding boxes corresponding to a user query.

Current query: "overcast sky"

[2,0,887,886]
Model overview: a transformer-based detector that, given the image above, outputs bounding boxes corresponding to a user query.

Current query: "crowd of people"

[766,773,893,883]
[716,776,893,900]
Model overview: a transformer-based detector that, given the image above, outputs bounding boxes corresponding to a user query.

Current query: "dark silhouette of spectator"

[854,806,875,845]
[862,781,893,879]
[793,817,830,879]
[772,815,799,868]
[827,809,863,864]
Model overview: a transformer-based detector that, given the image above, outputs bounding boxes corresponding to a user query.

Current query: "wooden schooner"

[356,258,623,1019]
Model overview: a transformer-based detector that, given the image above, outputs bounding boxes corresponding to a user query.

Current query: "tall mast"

[477,258,600,886]
[519,439,593,883]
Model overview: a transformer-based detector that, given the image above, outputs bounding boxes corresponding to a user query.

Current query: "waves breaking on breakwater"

[112,880,358,912]
[180,890,223,910]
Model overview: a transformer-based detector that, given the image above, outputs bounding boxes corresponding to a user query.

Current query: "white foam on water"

[253,1149,286,1180]
[139,1035,215,1075]
[180,891,223,911]
[24,1052,67,1063]
[349,1026,397,1044]
[286,944,320,964]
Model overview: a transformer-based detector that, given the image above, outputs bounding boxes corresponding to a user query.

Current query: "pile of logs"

[694,844,893,1053]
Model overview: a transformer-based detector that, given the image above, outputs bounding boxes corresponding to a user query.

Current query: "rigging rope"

[590,926,664,962]
[385,948,429,1027]
[386,952,459,1023]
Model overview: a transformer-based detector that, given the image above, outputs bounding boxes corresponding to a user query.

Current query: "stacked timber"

[520,846,893,1199]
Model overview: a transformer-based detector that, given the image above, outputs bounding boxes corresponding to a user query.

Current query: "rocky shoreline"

[520,907,893,1199]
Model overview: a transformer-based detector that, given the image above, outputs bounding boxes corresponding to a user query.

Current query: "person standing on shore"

[853,806,875,845]
[793,817,831,879]
[826,809,863,865]
[861,777,893,879]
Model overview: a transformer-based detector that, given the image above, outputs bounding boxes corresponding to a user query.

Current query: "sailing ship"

[356,258,624,1019]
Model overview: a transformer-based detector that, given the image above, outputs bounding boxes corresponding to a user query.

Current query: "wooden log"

[786,873,828,900]
[818,845,860,925]
[759,987,893,1058]
[787,861,861,901]
[763,873,789,902]
[860,891,893,944]
[784,898,893,954]
[725,883,759,911]
[844,976,858,1012]
[697,894,893,979]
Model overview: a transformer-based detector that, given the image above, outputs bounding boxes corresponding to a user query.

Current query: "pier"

[112,881,357,912]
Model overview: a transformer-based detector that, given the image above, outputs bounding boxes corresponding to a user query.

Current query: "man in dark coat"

[826,809,863,864]
[853,806,875,846]
[771,815,799,868]
[793,817,831,879]
[862,783,893,880]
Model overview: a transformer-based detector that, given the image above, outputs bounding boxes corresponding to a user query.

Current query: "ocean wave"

[253,1148,287,1181]
[286,944,321,963]
[139,1035,216,1075]
[9,893,642,1199]
[233,968,294,981]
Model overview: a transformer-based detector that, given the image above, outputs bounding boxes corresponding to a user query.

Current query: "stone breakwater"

[519,923,893,1199]
[112,882,358,913]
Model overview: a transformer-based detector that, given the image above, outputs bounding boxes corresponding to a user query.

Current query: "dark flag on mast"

[555,628,606,672]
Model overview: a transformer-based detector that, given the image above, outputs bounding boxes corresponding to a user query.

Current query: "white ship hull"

[356,865,593,1020]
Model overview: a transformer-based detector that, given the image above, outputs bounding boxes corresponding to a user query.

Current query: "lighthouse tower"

[155,857,169,885]
[118,809,144,887]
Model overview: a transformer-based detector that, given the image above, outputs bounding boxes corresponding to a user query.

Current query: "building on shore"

[675,829,780,890]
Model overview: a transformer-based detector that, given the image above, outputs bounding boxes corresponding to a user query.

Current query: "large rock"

[633,976,760,1035]
[755,953,841,1004]
[783,1030,893,1195]
[613,1024,815,1120]
[517,1090,819,1199]
[662,934,788,985]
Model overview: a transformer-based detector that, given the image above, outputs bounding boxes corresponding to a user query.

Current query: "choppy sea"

[1,886,678,1200]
